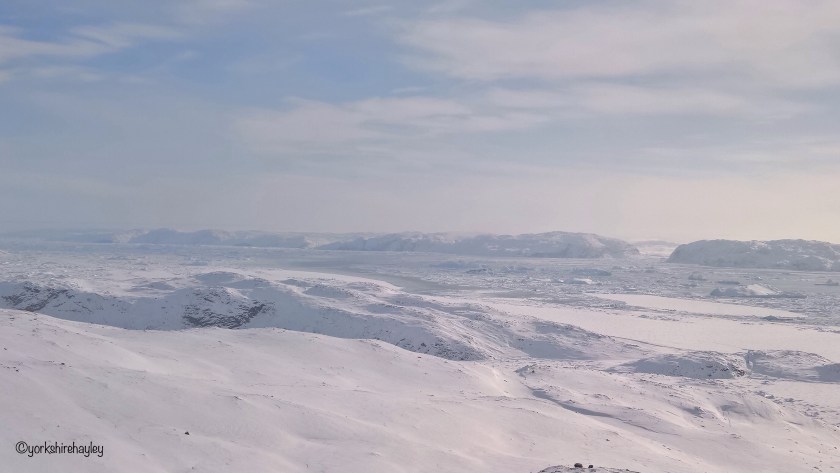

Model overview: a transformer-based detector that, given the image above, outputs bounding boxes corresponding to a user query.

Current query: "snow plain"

[1,241,839,472]
[594,293,803,318]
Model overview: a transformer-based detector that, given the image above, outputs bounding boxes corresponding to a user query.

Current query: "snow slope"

[3,310,839,473]
[668,239,840,271]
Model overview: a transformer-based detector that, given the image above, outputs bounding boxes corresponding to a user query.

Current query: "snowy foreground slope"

[669,239,840,271]
[3,309,839,473]
[1,245,840,472]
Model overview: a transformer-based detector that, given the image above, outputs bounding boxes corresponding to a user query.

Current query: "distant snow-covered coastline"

[668,239,840,271]
[0,229,640,258]
[318,231,639,258]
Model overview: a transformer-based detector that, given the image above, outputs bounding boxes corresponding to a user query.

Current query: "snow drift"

[745,350,840,383]
[613,352,747,379]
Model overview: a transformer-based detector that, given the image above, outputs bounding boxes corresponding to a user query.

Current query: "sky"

[1,0,840,242]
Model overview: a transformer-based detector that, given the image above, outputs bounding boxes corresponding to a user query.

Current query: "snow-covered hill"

[0,269,645,362]
[318,231,640,258]
[668,239,840,271]
[0,274,474,360]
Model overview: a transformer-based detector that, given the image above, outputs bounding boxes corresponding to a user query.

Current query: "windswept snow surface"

[669,239,840,271]
[1,242,839,472]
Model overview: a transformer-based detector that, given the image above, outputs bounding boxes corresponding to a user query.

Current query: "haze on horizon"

[2,0,840,243]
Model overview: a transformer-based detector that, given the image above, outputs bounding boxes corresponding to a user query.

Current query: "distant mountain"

[0,229,362,249]
[668,239,840,271]
[317,231,640,258]
[0,229,640,258]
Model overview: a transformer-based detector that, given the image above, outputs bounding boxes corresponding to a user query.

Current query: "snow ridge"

[0,271,646,362]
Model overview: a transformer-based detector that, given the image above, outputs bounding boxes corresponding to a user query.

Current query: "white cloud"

[344,5,394,17]
[235,96,548,155]
[484,82,811,121]
[399,0,840,88]
[639,135,840,170]
[572,84,746,116]
[0,26,104,64]
[236,101,379,153]
[484,88,570,110]
[397,1,833,122]
[571,84,810,118]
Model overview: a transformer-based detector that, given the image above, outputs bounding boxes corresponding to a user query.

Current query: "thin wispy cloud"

[399,0,840,87]
[70,23,181,49]
[0,23,181,65]
[235,96,548,155]
[0,26,105,64]
[344,5,394,17]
